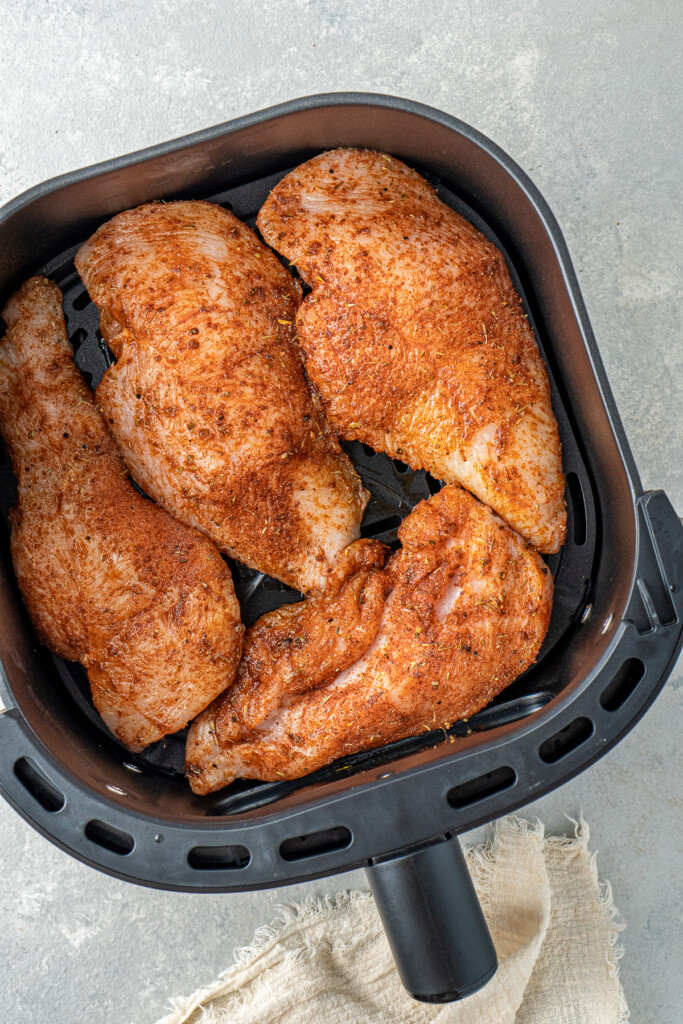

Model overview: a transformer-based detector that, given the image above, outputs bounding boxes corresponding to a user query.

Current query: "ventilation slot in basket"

[566,472,587,546]
[447,766,516,809]
[84,819,134,856]
[14,757,65,813]
[187,844,251,870]
[600,658,645,712]
[280,825,352,862]
[70,327,88,352]
[539,717,594,763]
[72,290,92,311]
[362,514,402,538]
[638,577,675,629]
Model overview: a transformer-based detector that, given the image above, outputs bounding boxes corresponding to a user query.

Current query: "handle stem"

[366,834,497,1002]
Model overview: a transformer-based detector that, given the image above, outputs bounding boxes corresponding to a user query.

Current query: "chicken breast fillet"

[0,277,243,751]
[257,149,566,554]
[75,200,367,592]
[186,484,552,794]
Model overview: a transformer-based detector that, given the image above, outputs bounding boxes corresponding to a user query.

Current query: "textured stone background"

[1,2,681,1022]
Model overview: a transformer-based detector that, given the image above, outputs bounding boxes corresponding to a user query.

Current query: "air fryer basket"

[0,95,680,1002]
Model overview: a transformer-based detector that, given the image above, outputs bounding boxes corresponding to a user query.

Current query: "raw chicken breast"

[257,149,566,554]
[186,484,552,793]
[0,277,243,751]
[75,201,367,592]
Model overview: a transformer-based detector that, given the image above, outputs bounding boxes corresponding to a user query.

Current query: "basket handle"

[366,833,497,1002]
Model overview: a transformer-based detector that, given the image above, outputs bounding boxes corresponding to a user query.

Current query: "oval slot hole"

[14,757,65,813]
[72,290,92,311]
[600,658,645,712]
[187,844,250,870]
[469,693,553,731]
[539,717,594,764]
[447,765,516,809]
[361,443,377,458]
[84,819,134,856]
[361,514,402,538]
[70,327,88,352]
[566,472,587,546]
[280,825,352,862]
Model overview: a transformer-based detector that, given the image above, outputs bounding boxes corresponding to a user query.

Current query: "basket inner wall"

[0,113,633,824]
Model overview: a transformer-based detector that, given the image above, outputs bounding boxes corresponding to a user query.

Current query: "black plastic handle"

[366,834,497,1002]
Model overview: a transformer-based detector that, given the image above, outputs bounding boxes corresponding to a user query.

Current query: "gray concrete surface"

[1,2,681,1022]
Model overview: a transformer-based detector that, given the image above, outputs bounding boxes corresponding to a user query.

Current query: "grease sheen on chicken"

[257,149,566,554]
[186,484,553,794]
[0,277,243,751]
[75,200,367,592]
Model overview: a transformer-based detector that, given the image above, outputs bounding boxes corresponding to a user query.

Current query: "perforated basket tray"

[0,94,680,895]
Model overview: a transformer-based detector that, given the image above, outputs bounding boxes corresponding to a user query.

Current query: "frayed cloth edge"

[156,817,628,1024]
[156,891,375,1024]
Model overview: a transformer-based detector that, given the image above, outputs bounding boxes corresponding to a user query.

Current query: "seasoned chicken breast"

[257,149,566,554]
[186,484,552,793]
[75,200,367,592]
[0,277,243,751]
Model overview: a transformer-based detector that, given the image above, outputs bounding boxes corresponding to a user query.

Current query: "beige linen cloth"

[157,818,627,1024]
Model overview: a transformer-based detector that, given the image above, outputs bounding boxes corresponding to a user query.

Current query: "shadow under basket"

[0,94,680,1004]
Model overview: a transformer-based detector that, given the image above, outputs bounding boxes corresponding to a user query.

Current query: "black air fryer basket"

[0,95,681,1003]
